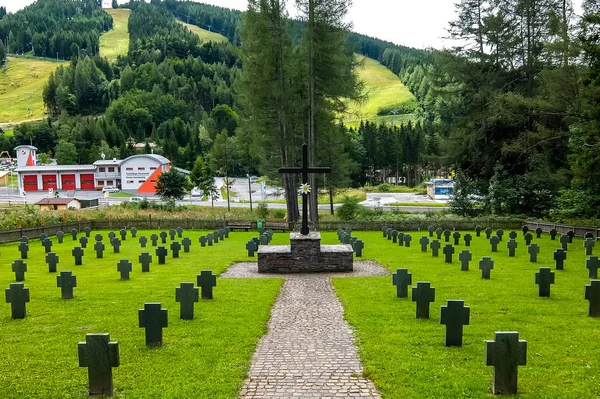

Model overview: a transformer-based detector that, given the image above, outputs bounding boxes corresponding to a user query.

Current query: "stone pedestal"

[258,232,353,273]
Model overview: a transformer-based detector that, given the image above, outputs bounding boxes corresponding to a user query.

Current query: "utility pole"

[224,137,230,212]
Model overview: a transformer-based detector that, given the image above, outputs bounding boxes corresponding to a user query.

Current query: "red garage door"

[42,174,58,191]
[23,175,38,191]
[61,174,76,190]
[80,174,95,190]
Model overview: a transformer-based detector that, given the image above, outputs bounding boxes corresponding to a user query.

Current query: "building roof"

[14,145,38,151]
[93,159,124,166]
[35,198,80,205]
[174,167,190,175]
[16,165,96,172]
[121,154,170,165]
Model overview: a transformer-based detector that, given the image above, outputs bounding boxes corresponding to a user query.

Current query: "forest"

[0,0,598,221]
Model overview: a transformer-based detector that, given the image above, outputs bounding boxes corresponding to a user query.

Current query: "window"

[126,167,133,171]
[138,167,145,171]
[107,180,113,185]
[138,180,145,183]
[108,167,114,173]
[127,180,134,184]
[97,180,104,186]
[99,167,105,172]
[149,167,157,170]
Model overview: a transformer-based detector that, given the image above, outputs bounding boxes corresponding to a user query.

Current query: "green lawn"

[333,230,600,398]
[100,9,131,61]
[344,56,416,127]
[176,20,229,43]
[0,230,282,398]
[0,57,65,124]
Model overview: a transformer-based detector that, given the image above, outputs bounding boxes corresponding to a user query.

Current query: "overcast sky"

[0,0,584,50]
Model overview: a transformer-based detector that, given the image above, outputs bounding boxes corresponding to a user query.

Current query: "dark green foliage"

[155,169,189,203]
[449,170,479,217]
[336,196,366,221]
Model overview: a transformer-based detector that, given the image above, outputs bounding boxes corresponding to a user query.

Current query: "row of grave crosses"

[246,230,274,256]
[337,229,364,257]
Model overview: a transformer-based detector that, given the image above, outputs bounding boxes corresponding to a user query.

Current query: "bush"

[378,183,393,192]
[336,196,366,221]
[256,202,269,219]
[273,209,286,219]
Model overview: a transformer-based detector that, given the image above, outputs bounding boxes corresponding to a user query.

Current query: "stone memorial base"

[258,232,353,273]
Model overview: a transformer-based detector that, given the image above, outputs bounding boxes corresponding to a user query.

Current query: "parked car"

[102,186,119,193]
[191,187,202,197]
[129,196,144,202]
[249,176,259,183]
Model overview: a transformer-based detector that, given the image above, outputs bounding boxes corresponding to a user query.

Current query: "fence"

[0,221,93,244]
[523,221,600,240]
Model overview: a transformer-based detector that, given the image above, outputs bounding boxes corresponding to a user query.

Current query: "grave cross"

[585,232,594,240]
[440,300,470,346]
[94,241,105,259]
[534,267,555,297]
[56,231,64,243]
[139,303,168,346]
[278,143,331,235]
[207,234,214,246]
[496,229,504,241]
[72,246,84,266]
[353,239,365,257]
[139,235,148,248]
[453,231,461,246]
[156,247,168,264]
[392,268,412,298]
[213,230,219,244]
[430,240,441,257]
[397,232,404,246]
[40,233,48,241]
[18,241,29,259]
[108,232,116,241]
[71,229,78,240]
[509,231,517,240]
[524,233,533,246]
[528,244,540,262]
[412,281,435,318]
[586,256,600,279]
[479,257,494,279]
[475,226,482,237]
[20,236,29,244]
[535,227,543,238]
[550,229,557,240]
[585,280,600,317]
[182,237,192,252]
[196,270,217,299]
[458,250,472,271]
[390,230,397,243]
[246,240,257,256]
[485,331,527,395]
[119,229,127,241]
[435,228,443,239]
[111,238,121,254]
[490,235,499,252]
[464,233,472,247]
[584,238,595,256]
[12,260,27,282]
[160,231,167,244]
[5,282,30,319]
[403,234,412,248]
[428,226,435,237]
[175,282,199,320]
[169,229,176,241]
[46,252,59,272]
[260,234,269,245]
[117,260,132,280]
[150,234,158,246]
[95,233,103,242]
[177,227,183,238]
[443,230,451,242]
[79,236,88,249]
[553,248,567,270]
[42,238,53,253]
[199,236,207,247]
[139,252,152,272]
[443,244,455,263]
[485,227,492,239]
[57,270,77,299]
[130,227,137,238]
[522,226,529,236]
[84,227,91,237]
[419,236,429,252]
[170,241,181,258]
[567,230,575,243]
[507,239,518,257]
[78,333,120,396]
[224,226,230,238]
[560,234,569,251]
[382,227,388,238]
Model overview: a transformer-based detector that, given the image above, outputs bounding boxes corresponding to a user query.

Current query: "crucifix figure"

[279,144,331,235]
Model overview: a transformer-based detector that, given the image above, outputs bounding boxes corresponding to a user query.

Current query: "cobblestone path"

[222,261,387,399]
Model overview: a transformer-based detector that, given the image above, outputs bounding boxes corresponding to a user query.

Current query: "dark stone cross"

[46,252,59,272]
[585,238,595,256]
[485,331,527,395]
[213,230,219,244]
[585,280,600,317]
[20,236,29,244]
[169,229,176,241]
[156,246,168,264]
[108,231,116,241]
[554,248,567,270]
[585,232,594,239]
[176,282,199,320]
[57,270,77,299]
[509,231,517,240]
[522,226,529,236]
[42,238,53,253]
[443,244,455,264]
[534,267,555,297]
[278,143,331,235]
[196,270,217,299]
[260,234,269,245]
[139,235,148,248]
[479,257,494,279]
[353,239,364,257]
[177,227,183,238]
[139,302,168,346]
[550,228,557,240]
[507,239,518,257]
[453,231,461,246]
[392,268,412,298]
[485,227,492,239]
[12,260,27,282]
[430,240,441,257]
[84,227,91,237]
[528,244,540,262]
[130,227,137,238]
[95,233,103,242]
[535,227,543,238]
[419,236,429,252]
[496,229,504,241]
[18,241,28,259]
[397,232,404,246]
[79,236,88,249]
[382,227,388,238]
[524,233,533,246]
[117,259,132,280]
[150,234,158,246]
[160,231,167,244]
[139,252,152,272]
[435,228,443,239]
[475,226,482,236]
[428,226,435,237]
[40,233,48,241]
[182,237,192,252]
[440,300,470,346]
[207,233,214,246]
[560,234,569,251]
[246,240,258,256]
[199,236,207,247]
[170,241,181,258]
[567,230,575,243]
[119,229,127,241]
[72,246,84,266]
[224,226,230,238]
[464,233,472,247]
[459,250,472,271]
[443,229,451,242]
[56,231,64,243]
[71,229,78,240]
[78,333,120,396]
[94,241,105,259]
[586,256,600,279]
[5,282,30,319]
[412,281,435,318]
[490,235,500,252]
[390,230,397,243]
[403,234,412,248]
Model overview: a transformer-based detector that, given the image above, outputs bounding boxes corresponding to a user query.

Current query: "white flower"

[299,183,311,195]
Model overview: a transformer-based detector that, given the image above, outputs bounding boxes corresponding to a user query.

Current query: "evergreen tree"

[156,169,189,205]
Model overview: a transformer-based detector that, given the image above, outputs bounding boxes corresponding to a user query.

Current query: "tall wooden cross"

[279,144,331,235]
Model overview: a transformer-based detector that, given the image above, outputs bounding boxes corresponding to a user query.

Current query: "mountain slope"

[176,20,228,43]
[100,9,131,61]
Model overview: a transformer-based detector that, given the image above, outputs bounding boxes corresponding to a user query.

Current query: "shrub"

[256,202,269,219]
[336,196,366,221]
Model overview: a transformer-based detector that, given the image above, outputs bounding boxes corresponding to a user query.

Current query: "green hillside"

[176,20,229,43]
[100,8,131,61]
[345,55,416,128]
[0,57,65,124]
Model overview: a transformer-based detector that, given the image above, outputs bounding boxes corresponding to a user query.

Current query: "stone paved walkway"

[222,261,388,399]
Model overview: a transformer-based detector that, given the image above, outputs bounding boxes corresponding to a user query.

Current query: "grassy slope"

[0,57,65,124]
[333,231,600,398]
[344,55,416,128]
[0,230,282,398]
[176,20,229,43]
[100,9,131,61]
